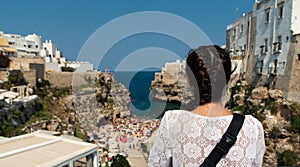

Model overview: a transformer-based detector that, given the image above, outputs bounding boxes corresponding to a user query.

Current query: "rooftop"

[0,131,98,166]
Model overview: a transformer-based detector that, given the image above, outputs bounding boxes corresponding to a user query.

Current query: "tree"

[111,154,131,167]
[0,53,11,68]
[277,150,299,166]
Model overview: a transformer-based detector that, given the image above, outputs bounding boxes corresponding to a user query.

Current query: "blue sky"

[0,0,254,71]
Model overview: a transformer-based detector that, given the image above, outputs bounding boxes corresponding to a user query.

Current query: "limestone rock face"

[150,70,193,106]
[71,72,131,136]
[247,98,262,106]
[269,89,283,99]
[251,87,269,99]
[228,80,300,166]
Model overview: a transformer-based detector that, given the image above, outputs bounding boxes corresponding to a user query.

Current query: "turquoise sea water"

[114,71,181,119]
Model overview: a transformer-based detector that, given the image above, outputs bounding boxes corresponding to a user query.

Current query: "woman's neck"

[192,102,232,117]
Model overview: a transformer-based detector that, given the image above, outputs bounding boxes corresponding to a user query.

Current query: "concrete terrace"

[0,131,98,167]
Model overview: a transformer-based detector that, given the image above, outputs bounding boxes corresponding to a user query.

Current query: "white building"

[164,59,185,78]
[252,0,297,76]
[0,32,42,57]
[1,30,93,73]
[41,39,66,64]
[226,0,300,102]
[63,61,94,72]
[226,12,253,74]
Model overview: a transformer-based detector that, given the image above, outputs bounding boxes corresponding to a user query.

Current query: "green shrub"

[277,150,299,166]
[0,54,11,68]
[291,115,300,134]
[74,126,87,142]
[255,113,266,122]
[244,85,253,100]
[111,154,131,167]
[13,110,24,120]
[0,120,23,137]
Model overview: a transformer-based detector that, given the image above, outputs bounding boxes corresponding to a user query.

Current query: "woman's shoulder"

[163,110,186,120]
[164,110,198,119]
[244,115,263,124]
[244,114,264,130]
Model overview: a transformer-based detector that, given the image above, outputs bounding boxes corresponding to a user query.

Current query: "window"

[260,45,265,54]
[274,59,278,74]
[265,11,270,23]
[240,25,244,33]
[278,5,284,19]
[232,29,236,42]
[260,60,264,73]
[36,45,39,48]
[278,36,282,51]
[257,60,264,74]
[233,43,236,54]
[298,54,300,61]
[265,39,268,53]
[28,45,32,48]
[239,46,243,54]
[247,21,250,33]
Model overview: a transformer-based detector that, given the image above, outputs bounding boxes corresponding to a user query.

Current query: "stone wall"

[9,56,45,79]
[45,72,97,88]
[286,35,300,103]
[23,70,36,87]
[245,16,259,86]
[0,71,8,81]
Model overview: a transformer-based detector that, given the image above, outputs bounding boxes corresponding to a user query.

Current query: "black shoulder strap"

[200,113,245,167]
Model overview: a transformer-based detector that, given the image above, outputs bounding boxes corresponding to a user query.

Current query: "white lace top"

[148,110,265,167]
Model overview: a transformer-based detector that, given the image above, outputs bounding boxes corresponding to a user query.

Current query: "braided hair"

[186,45,231,106]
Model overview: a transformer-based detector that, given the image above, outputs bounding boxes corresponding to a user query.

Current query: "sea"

[113,71,181,120]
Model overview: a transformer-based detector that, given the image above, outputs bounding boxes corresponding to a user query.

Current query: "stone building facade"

[226,0,300,103]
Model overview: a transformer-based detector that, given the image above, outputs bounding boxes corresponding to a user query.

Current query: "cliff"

[227,80,300,166]
[71,72,131,136]
[0,72,131,141]
[150,71,194,106]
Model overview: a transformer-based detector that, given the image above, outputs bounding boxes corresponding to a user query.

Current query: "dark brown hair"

[186,45,231,105]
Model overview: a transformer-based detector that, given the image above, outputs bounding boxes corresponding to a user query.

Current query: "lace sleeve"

[148,113,172,167]
[253,121,265,166]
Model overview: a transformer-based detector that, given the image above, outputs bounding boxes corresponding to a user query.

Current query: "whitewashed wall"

[254,0,293,75]
[291,0,300,35]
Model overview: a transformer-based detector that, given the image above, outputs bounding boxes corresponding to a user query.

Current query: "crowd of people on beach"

[113,117,161,142]
[90,117,160,166]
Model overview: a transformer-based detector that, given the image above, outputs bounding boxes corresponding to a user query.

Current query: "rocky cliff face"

[71,72,131,136]
[150,71,194,106]
[0,99,40,135]
[0,72,131,141]
[227,80,300,166]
